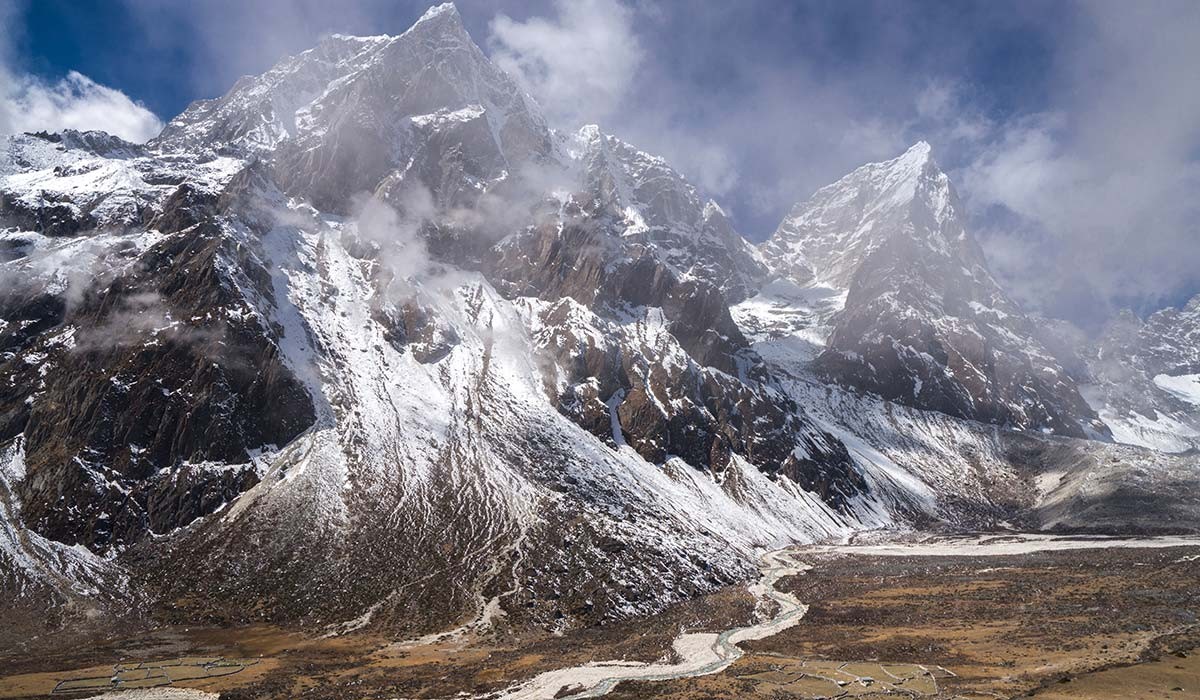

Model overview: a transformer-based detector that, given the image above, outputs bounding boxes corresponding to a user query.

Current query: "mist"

[486,0,1200,330]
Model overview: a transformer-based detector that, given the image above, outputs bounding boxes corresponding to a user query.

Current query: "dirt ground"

[0,586,756,699]
[607,544,1200,699]
[2,543,1198,699]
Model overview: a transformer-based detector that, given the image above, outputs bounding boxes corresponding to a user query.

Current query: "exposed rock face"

[1,167,315,551]
[572,127,767,303]
[523,294,863,502]
[0,2,877,634]
[1,1,1196,644]
[1125,297,1200,374]
[761,142,1106,438]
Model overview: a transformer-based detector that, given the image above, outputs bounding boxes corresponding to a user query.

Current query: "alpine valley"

[1,5,1198,699]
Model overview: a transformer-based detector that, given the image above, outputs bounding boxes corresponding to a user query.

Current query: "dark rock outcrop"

[9,178,316,551]
[763,142,1106,438]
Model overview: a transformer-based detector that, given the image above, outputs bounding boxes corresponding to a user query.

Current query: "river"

[487,533,1200,699]
[492,549,811,700]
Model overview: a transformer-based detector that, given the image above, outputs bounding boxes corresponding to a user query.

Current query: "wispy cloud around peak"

[488,0,643,130]
[951,1,1200,325]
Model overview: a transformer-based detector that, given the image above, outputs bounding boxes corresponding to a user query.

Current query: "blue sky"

[3,0,1199,328]
[13,2,1056,121]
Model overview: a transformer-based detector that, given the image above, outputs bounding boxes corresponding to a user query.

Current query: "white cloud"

[0,2,161,143]
[1,70,163,143]
[951,1,1200,320]
[913,80,992,147]
[0,79,11,135]
[489,0,644,129]
[959,113,1065,223]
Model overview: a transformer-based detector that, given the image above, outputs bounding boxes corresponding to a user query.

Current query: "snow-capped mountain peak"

[568,125,767,302]
[851,139,944,217]
[762,140,958,289]
[416,1,460,24]
[2,2,1196,649]
[154,2,552,208]
[754,143,1105,438]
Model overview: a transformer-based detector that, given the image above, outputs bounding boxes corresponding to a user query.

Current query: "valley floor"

[2,535,1199,699]
[612,535,1200,699]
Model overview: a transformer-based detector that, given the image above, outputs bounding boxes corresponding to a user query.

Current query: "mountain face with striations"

[1,2,1197,646]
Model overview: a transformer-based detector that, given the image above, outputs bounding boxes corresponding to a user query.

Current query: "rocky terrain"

[0,0,1198,677]
[759,142,1106,439]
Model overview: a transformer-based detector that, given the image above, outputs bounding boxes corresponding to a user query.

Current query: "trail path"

[807,533,1200,558]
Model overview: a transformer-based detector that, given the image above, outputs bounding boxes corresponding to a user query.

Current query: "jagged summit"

[822,139,939,195]
[154,2,542,150]
[313,5,471,55]
[755,142,1105,438]
[403,0,473,44]
[865,139,938,192]
[899,138,932,161]
[418,1,460,23]
[2,1,1196,654]
[762,141,956,288]
[567,124,767,301]
[315,0,463,45]
[153,2,553,211]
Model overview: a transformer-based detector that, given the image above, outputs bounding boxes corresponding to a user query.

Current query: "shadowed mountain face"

[0,2,1196,641]
[0,3,871,633]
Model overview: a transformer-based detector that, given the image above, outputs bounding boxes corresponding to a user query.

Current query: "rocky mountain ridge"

[0,1,1197,646]
[759,142,1106,439]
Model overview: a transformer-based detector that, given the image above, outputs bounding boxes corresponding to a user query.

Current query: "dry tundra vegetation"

[1,540,1198,699]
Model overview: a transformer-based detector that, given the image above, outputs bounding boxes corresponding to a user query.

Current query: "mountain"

[1077,296,1200,452]
[0,4,876,639]
[567,126,768,303]
[758,142,1107,439]
[0,2,1197,649]
[155,3,555,215]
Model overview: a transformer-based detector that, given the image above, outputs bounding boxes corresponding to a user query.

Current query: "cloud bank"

[489,0,643,129]
[959,2,1200,326]
[0,2,162,142]
[0,71,163,143]
[484,0,1200,328]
